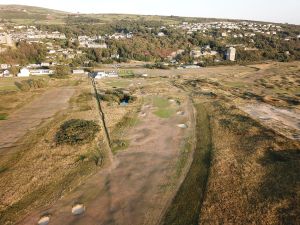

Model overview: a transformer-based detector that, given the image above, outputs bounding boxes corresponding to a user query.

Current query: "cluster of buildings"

[166,45,237,65]
[190,45,218,59]
[174,21,283,38]
[17,67,54,77]
[2,26,66,42]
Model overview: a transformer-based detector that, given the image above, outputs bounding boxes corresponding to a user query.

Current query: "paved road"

[0,87,74,152]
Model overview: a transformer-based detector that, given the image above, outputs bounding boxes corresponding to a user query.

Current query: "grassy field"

[0,5,238,25]
[151,96,177,118]
[198,99,300,225]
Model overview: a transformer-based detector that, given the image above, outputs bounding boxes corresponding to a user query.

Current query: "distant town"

[0,18,299,78]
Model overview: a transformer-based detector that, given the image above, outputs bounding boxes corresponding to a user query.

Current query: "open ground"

[0,61,299,225]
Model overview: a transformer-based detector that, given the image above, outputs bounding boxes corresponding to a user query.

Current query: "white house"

[41,62,50,67]
[157,32,165,37]
[3,70,11,77]
[17,68,30,77]
[0,64,10,69]
[72,69,85,74]
[92,71,118,79]
[30,69,54,76]
[94,72,107,79]
[226,47,236,61]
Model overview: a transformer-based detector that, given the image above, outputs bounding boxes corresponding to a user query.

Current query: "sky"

[0,0,299,24]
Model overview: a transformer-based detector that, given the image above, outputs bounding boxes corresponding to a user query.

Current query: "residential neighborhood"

[0,17,299,77]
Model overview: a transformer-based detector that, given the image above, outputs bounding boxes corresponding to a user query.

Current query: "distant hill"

[0,4,241,25]
[0,5,68,24]
[0,4,286,25]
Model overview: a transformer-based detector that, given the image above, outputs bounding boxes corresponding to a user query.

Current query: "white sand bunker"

[72,204,85,215]
[169,99,176,103]
[176,111,185,116]
[38,216,50,225]
[140,112,147,117]
[177,124,188,129]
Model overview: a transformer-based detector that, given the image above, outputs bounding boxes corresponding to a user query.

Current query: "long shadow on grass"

[257,148,300,224]
[160,104,212,225]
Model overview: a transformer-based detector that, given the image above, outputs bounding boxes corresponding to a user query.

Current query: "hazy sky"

[0,0,299,24]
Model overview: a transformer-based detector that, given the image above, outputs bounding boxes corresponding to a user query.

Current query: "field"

[0,5,241,25]
[0,62,299,225]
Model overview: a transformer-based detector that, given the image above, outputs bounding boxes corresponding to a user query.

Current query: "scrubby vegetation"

[0,41,46,65]
[51,65,70,79]
[0,113,7,120]
[55,119,100,145]
[98,89,136,104]
[14,78,47,91]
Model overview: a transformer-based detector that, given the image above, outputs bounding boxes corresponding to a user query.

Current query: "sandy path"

[240,103,300,140]
[19,100,193,225]
[0,87,75,152]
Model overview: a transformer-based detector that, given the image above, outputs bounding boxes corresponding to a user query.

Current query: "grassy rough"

[161,103,212,225]
[14,79,47,91]
[0,113,8,120]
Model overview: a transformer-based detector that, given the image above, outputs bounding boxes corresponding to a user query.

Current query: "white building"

[157,32,165,37]
[226,47,236,61]
[17,68,30,77]
[72,69,85,74]
[3,70,11,77]
[0,64,10,69]
[30,69,54,76]
[92,71,118,79]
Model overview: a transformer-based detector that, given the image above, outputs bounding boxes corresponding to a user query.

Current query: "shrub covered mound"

[55,119,100,145]
[15,79,47,91]
[98,89,136,103]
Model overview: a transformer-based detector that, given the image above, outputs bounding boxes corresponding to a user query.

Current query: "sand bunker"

[240,103,300,140]
[38,216,50,225]
[176,111,185,116]
[139,112,147,117]
[177,124,188,129]
[72,204,85,215]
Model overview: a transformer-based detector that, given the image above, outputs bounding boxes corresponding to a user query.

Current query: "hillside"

[0,5,68,24]
[0,4,248,25]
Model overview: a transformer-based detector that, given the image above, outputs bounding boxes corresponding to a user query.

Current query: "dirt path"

[18,98,193,225]
[240,103,300,140]
[0,87,75,152]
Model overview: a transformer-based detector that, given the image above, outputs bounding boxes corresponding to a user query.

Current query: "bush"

[55,119,100,145]
[15,79,47,91]
[98,89,136,103]
[51,65,70,79]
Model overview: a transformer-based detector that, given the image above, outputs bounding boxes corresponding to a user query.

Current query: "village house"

[30,69,54,76]
[157,32,165,37]
[17,68,30,77]
[72,69,85,75]
[3,70,11,77]
[91,71,118,79]
[0,64,10,69]
[226,47,236,61]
